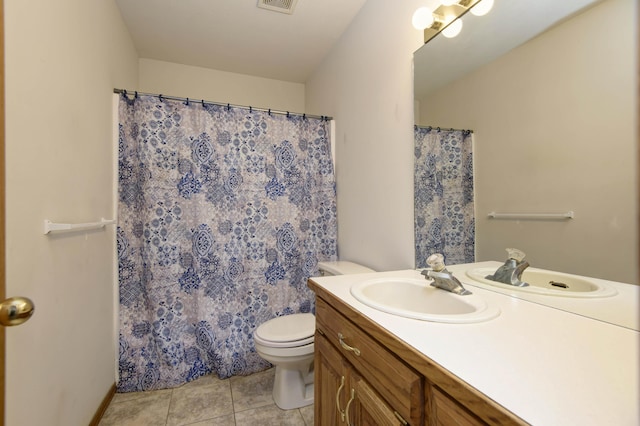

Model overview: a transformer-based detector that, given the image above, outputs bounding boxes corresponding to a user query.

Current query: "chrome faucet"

[485,248,530,287]
[421,254,471,295]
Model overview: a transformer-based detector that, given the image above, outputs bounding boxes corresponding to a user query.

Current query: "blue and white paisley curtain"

[414,127,474,268]
[117,95,337,392]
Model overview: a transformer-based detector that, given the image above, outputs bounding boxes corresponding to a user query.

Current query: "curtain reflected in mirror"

[414,126,475,268]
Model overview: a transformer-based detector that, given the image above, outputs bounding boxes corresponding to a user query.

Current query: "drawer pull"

[338,333,361,356]
[345,388,356,426]
[336,375,346,422]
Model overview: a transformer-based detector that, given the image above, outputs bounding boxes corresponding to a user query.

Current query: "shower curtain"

[117,94,337,392]
[414,127,474,268]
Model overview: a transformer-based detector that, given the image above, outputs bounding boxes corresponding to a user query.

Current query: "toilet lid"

[254,313,315,344]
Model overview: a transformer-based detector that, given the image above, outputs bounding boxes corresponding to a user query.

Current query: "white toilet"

[253,260,374,409]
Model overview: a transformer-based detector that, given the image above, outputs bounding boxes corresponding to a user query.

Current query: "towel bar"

[44,218,116,234]
[487,211,574,220]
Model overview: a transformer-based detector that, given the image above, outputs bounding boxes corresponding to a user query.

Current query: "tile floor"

[99,368,314,426]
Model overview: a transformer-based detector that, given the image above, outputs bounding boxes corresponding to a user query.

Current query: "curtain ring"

[437,127,441,132]
[185,98,190,106]
[134,91,138,99]
[287,112,290,118]
[250,106,253,113]
[227,103,231,111]
[268,109,271,116]
[303,113,306,120]
[202,99,205,107]
[159,94,164,102]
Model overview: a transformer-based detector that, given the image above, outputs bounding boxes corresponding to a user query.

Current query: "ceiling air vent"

[257,0,298,15]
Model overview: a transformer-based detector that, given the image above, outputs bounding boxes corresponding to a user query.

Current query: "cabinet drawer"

[316,297,423,424]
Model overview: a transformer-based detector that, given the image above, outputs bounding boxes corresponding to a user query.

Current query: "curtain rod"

[114,89,333,121]
[414,124,473,134]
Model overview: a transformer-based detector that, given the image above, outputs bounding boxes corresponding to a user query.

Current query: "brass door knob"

[0,297,35,326]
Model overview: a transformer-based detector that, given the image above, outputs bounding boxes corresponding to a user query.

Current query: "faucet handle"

[506,248,526,262]
[426,253,446,272]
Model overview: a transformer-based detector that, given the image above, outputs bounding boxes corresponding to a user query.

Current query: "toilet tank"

[317,261,375,276]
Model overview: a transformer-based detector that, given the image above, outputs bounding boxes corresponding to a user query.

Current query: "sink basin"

[350,277,500,323]
[465,268,617,298]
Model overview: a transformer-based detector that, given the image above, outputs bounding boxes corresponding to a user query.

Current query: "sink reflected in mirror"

[466,268,617,298]
[350,277,499,324]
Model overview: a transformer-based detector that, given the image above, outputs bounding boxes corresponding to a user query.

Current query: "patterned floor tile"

[99,389,172,426]
[100,369,315,425]
[229,368,275,412]
[299,404,314,425]
[234,403,306,426]
[180,413,236,426]
[166,375,234,426]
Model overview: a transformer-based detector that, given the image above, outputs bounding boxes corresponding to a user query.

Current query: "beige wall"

[139,58,305,113]
[5,0,138,424]
[419,0,638,283]
[305,0,428,271]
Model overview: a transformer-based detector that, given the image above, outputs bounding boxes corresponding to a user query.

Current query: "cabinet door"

[350,370,408,426]
[315,332,349,425]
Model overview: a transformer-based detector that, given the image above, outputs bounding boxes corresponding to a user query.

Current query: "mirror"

[413,0,638,330]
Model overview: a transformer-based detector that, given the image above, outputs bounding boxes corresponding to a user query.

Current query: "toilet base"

[272,363,314,409]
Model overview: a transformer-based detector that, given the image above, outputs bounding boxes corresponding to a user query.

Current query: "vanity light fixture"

[442,17,463,38]
[470,0,494,16]
[412,7,435,30]
[412,0,494,43]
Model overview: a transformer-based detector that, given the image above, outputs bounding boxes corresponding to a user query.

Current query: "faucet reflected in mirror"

[413,0,637,328]
[484,248,530,287]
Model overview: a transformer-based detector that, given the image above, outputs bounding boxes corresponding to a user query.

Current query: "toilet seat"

[254,313,315,348]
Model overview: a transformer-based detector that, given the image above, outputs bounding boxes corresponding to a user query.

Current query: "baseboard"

[89,382,116,426]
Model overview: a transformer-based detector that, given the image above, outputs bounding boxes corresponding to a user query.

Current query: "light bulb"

[412,7,435,30]
[442,18,462,38]
[440,0,458,5]
[470,0,494,16]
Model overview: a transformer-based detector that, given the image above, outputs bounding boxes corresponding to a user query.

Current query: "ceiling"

[115,0,603,89]
[114,0,368,83]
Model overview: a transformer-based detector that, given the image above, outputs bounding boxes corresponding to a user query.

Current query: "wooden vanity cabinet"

[315,297,422,425]
[315,333,406,425]
[311,284,525,426]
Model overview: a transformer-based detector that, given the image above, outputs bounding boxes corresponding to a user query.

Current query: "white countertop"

[311,267,640,426]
